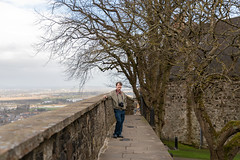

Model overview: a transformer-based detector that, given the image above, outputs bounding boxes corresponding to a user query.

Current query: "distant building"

[66,98,83,103]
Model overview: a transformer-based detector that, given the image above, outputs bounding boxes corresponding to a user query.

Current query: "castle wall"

[161,81,240,147]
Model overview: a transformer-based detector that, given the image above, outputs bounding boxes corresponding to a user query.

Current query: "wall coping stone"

[0,94,106,160]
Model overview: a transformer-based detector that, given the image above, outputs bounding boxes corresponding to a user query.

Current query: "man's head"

[116,82,122,91]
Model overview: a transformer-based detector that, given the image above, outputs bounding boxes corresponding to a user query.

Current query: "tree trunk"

[139,65,170,137]
[210,149,227,160]
[189,85,238,160]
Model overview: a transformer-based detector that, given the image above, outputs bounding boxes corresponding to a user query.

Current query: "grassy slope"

[162,140,240,160]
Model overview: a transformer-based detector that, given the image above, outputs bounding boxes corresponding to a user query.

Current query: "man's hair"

[116,82,122,86]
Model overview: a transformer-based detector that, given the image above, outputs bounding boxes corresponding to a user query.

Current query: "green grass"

[162,140,240,160]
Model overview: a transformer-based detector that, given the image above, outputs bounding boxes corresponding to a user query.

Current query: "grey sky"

[0,0,111,90]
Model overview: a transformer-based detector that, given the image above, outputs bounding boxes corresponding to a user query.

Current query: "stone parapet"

[0,94,131,160]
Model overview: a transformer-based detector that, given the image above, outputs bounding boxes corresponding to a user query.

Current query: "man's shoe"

[117,135,124,138]
[113,134,118,138]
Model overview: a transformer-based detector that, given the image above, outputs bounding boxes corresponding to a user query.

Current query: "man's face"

[116,83,122,91]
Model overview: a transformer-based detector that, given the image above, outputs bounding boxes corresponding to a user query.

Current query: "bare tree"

[164,1,240,159]
[38,0,182,136]
[38,1,240,159]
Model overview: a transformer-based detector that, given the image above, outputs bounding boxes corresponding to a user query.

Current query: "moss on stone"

[218,121,240,136]
[224,132,240,155]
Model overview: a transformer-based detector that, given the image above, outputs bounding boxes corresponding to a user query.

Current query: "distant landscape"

[0,88,133,126]
[0,88,108,126]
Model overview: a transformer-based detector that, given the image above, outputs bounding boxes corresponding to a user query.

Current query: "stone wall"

[126,96,134,115]
[161,81,240,147]
[0,94,133,160]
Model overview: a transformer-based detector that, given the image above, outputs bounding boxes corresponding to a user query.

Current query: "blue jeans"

[114,109,125,136]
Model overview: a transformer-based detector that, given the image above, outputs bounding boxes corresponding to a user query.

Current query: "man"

[105,82,127,138]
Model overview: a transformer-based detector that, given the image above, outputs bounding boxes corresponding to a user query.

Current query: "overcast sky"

[0,0,112,90]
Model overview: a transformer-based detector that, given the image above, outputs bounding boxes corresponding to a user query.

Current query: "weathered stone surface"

[0,94,122,160]
[98,115,173,160]
[161,81,240,147]
[126,97,134,115]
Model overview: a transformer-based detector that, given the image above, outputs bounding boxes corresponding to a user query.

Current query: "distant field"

[32,104,66,108]
[0,96,44,101]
